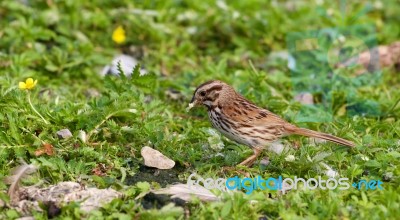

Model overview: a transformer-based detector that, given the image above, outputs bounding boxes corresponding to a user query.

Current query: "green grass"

[0,0,400,219]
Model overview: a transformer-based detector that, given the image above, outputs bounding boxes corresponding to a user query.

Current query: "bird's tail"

[290,127,355,148]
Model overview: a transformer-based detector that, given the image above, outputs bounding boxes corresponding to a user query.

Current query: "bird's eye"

[199,91,206,96]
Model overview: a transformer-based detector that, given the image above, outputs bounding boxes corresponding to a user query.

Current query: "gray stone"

[294,92,314,105]
[56,129,73,139]
[100,54,147,77]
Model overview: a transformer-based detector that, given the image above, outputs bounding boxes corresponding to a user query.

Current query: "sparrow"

[188,80,355,166]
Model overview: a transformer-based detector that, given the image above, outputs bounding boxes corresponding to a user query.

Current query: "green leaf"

[136,181,151,192]
[130,64,156,93]
[221,200,232,217]
[117,60,127,80]
[364,160,381,168]
[387,151,400,158]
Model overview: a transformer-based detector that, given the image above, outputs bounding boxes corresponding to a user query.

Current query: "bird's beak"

[187,97,198,112]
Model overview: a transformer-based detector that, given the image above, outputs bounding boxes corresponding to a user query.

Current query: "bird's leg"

[238,148,262,167]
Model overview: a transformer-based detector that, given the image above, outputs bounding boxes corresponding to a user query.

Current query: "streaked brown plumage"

[188,80,355,166]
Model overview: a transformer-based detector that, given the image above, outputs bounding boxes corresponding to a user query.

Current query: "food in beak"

[186,102,195,112]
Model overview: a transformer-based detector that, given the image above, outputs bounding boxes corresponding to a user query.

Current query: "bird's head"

[187,80,235,111]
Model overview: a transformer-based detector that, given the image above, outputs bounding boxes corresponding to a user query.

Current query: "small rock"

[144,95,153,103]
[101,54,147,77]
[294,92,314,105]
[260,157,270,166]
[56,129,73,139]
[84,89,101,98]
[141,146,175,169]
[267,141,285,155]
[14,181,122,214]
[63,187,122,212]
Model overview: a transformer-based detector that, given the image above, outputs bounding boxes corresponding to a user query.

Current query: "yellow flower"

[19,78,38,90]
[112,25,126,44]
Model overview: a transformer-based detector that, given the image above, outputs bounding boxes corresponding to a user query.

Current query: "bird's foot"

[238,148,262,167]
[238,156,257,167]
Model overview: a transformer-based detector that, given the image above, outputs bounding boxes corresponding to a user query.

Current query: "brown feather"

[189,80,356,154]
[287,127,355,147]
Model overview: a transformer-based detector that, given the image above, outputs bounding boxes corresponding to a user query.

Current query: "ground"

[0,0,399,219]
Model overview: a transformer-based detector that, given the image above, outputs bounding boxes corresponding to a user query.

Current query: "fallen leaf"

[78,130,87,143]
[34,143,55,156]
[141,146,175,169]
[92,163,110,176]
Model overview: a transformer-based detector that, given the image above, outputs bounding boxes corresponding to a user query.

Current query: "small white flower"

[360,155,369,161]
[129,109,138,114]
[285,155,295,162]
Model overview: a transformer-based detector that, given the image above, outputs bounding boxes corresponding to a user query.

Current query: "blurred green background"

[0,0,399,219]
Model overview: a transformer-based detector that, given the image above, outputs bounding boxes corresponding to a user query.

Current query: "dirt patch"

[125,165,185,187]
[125,165,187,209]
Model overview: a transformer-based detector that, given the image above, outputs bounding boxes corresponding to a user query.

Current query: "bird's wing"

[220,102,291,128]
